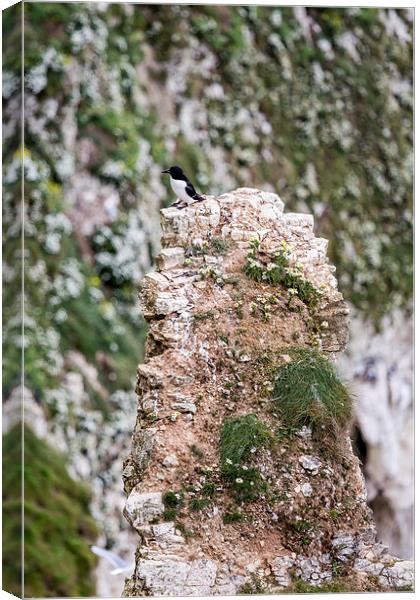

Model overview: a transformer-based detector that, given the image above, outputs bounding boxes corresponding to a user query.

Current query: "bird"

[91,545,135,575]
[161,165,205,209]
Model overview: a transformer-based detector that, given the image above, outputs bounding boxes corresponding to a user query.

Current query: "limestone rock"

[301,482,313,497]
[123,189,412,596]
[156,247,186,270]
[299,455,322,474]
[331,532,357,561]
[124,490,164,530]
[271,555,294,587]
[379,560,414,589]
[295,554,332,585]
[162,454,179,468]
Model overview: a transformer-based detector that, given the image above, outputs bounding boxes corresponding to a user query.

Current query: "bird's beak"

[161,168,170,174]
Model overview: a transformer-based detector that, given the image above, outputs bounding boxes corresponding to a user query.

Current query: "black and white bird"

[161,165,205,209]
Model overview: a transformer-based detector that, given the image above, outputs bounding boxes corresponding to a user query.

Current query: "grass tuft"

[288,579,351,593]
[211,237,230,254]
[223,511,244,524]
[189,497,211,511]
[220,414,272,502]
[193,310,215,321]
[273,347,352,441]
[163,490,184,509]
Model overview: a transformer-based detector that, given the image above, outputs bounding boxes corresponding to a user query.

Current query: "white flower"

[235,478,244,484]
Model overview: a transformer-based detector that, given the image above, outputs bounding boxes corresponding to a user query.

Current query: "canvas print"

[2,2,413,597]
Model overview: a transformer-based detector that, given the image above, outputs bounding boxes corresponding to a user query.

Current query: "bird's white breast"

[170,177,192,203]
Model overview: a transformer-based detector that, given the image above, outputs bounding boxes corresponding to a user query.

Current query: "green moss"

[238,582,255,595]
[193,310,216,321]
[223,511,244,524]
[273,347,352,441]
[244,240,321,310]
[3,425,98,598]
[163,490,184,509]
[288,579,351,593]
[162,509,178,521]
[189,497,211,512]
[161,490,185,520]
[329,508,342,521]
[220,414,272,502]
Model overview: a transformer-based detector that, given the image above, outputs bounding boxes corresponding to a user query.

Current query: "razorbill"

[161,165,205,209]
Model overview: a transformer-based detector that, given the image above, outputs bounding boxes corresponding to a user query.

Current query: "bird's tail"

[194,194,205,202]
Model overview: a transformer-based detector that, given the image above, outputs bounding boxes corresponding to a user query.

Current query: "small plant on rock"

[189,497,211,512]
[193,310,215,321]
[211,237,229,255]
[162,490,184,519]
[244,238,321,310]
[273,347,352,442]
[163,490,184,508]
[223,511,244,524]
[220,413,272,502]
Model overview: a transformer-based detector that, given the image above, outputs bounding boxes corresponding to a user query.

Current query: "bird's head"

[161,165,184,179]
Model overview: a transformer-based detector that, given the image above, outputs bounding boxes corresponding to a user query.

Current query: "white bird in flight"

[91,545,135,575]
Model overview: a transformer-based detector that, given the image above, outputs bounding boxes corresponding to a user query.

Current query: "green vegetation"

[186,238,229,258]
[2,425,98,598]
[397,584,414,592]
[223,511,244,524]
[193,310,216,321]
[245,239,321,310]
[162,490,184,520]
[202,482,217,498]
[238,574,266,595]
[211,237,230,255]
[189,497,211,512]
[220,414,272,502]
[163,490,184,509]
[174,521,194,539]
[288,579,351,593]
[291,519,313,534]
[329,508,342,521]
[291,519,314,546]
[273,347,352,440]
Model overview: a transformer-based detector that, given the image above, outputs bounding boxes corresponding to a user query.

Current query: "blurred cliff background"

[2,2,412,597]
